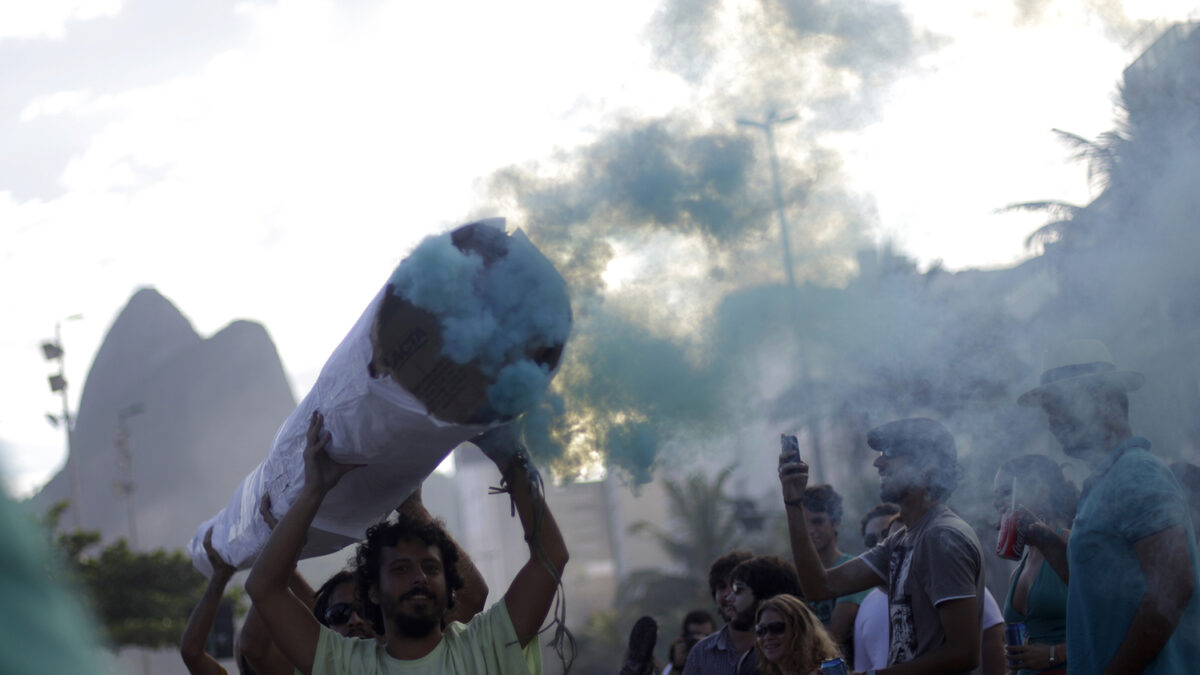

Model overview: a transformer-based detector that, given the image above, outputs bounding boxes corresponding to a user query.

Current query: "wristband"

[783,498,804,508]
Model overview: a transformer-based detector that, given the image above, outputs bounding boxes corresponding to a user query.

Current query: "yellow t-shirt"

[311,601,540,675]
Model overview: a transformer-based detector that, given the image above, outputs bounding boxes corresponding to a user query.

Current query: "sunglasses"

[754,621,787,639]
[879,446,912,459]
[864,532,881,548]
[323,602,364,626]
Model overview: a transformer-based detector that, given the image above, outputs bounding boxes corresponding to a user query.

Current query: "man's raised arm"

[245,411,361,675]
[180,527,236,675]
[779,455,881,601]
[473,426,568,647]
[236,494,314,675]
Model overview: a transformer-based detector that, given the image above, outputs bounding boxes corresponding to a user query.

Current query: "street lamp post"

[737,110,800,288]
[114,403,145,549]
[42,315,84,529]
[737,112,832,481]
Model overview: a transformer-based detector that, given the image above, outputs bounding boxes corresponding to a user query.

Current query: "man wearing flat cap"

[778,418,985,675]
[1020,339,1200,674]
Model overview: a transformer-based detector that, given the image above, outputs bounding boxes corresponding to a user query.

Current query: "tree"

[42,501,219,650]
[628,466,745,585]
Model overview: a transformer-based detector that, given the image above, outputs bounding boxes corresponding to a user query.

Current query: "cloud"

[1010,0,1148,44]
[0,0,256,199]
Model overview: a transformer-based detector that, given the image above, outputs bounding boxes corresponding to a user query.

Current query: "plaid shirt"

[681,625,760,675]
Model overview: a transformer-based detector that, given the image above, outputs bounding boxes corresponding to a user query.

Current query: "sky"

[2,0,1198,498]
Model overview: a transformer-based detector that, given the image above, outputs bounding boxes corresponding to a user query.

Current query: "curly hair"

[753,594,840,675]
[729,554,802,601]
[802,485,843,522]
[707,549,753,599]
[354,512,466,633]
[997,454,1079,521]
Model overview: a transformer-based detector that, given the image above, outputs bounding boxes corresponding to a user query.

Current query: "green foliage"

[566,467,756,673]
[42,501,216,650]
[627,466,743,583]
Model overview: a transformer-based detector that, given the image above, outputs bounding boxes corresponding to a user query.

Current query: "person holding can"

[991,455,1074,674]
[753,594,841,675]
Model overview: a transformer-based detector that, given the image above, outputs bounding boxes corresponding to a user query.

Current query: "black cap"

[867,418,957,463]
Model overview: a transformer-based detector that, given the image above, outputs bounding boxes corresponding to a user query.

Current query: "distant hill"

[30,287,297,552]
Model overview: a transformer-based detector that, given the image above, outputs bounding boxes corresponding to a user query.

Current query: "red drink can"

[995,510,1026,560]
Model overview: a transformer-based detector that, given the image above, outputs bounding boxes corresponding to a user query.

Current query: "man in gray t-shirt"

[859,503,984,668]
[779,418,984,675]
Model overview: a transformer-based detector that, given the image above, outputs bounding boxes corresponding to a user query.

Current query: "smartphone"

[780,433,801,464]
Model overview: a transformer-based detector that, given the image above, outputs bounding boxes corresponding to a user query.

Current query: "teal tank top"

[1002,553,1068,675]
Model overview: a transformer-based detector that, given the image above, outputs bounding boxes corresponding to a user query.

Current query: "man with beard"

[725,555,804,674]
[778,418,984,675]
[246,412,567,675]
[682,550,753,675]
[1018,340,1200,674]
[237,483,488,675]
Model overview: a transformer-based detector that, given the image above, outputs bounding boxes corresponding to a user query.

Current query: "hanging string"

[490,449,577,674]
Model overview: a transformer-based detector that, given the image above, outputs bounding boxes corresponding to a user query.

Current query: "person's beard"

[879,463,922,503]
[383,589,446,638]
[729,602,758,632]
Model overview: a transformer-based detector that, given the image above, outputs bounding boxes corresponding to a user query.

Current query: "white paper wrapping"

[187,286,491,575]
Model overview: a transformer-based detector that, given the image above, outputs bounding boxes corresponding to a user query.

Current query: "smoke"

[646,0,939,126]
[480,10,1200,585]
[1011,0,1147,44]
[469,0,942,482]
[388,225,572,418]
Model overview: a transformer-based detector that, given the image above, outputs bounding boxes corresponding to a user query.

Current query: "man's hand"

[203,527,236,580]
[259,492,279,530]
[472,424,524,474]
[1006,642,1062,671]
[778,451,810,505]
[301,411,360,494]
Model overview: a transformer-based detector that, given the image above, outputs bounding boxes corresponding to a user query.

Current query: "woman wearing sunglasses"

[753,594,841,675]
[312,570,380,641]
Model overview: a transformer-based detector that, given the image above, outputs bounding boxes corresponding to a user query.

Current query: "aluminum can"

[1004,622,1029,668]
[995,510,1026,560]
[819,657,849,675]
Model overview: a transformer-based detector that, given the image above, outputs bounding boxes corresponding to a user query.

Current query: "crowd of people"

[181,339,1200,675]
[181,417,567,675]
[615,340,1200,675]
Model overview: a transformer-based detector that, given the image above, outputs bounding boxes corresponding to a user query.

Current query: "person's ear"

[368,584,379,606]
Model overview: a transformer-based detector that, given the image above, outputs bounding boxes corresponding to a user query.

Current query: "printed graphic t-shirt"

[860,503,984,673]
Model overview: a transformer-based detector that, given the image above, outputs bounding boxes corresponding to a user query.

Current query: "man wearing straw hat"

[1019,339,1200,674]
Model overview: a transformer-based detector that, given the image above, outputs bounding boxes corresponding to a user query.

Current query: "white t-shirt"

[853,587,889,671]
[853,586,1003,671]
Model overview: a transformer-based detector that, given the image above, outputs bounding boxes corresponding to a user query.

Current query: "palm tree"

[627,466,745,585]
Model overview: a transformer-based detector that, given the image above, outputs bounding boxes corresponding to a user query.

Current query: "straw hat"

[1017,339,1145,407]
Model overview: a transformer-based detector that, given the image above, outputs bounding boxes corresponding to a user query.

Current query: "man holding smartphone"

[778,419,985,675]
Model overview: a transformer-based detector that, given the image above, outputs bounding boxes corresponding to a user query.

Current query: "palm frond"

[998,200,1083,218]
[1052,128,1118,188]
